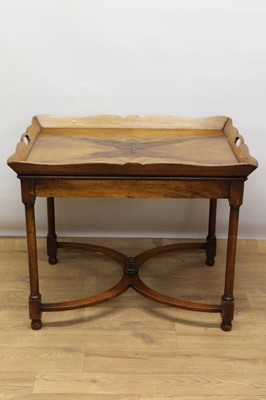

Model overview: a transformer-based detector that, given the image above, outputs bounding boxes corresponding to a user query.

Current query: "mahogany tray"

[7,115,257,178]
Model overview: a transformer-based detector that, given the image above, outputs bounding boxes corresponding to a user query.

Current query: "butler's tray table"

[7,115,258,331]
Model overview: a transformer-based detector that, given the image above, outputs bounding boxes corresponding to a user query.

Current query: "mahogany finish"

[7,115,258,331]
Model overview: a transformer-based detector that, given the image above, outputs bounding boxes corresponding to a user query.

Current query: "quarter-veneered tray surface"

[7,115,258,177]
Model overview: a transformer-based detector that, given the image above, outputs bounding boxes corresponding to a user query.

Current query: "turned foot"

[221,320,232,332]
[206,257,215,266]
[31,319,42,330]
[221,295,234,332]
[48,256,57,265]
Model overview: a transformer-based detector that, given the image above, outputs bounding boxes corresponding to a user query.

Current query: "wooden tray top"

[7,115,258,177]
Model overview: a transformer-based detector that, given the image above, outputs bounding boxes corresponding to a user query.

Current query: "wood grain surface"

[26,128,236,165]
[7,115,258,177]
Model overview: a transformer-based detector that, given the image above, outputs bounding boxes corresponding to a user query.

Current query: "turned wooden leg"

[47,197,57,265]
[206,199,217,266]
[24,201,42,330]
[221,204,240,332]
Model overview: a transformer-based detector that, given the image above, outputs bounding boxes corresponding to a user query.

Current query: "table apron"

[31,178,234,199]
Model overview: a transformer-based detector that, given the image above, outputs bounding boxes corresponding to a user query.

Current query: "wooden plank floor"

[0,237,266,399]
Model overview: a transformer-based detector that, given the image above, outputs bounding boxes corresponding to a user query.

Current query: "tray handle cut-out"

[234,135,243,148]
[22,133,31,145]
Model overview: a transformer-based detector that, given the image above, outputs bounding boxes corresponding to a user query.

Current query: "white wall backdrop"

[0,0,265,238]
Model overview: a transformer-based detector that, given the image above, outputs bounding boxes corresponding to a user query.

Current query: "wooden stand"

[8,115,258,330]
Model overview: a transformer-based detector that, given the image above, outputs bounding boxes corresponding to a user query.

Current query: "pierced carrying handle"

[224,118,258,168]
[234,134,244,148]
[21,133,31,145]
